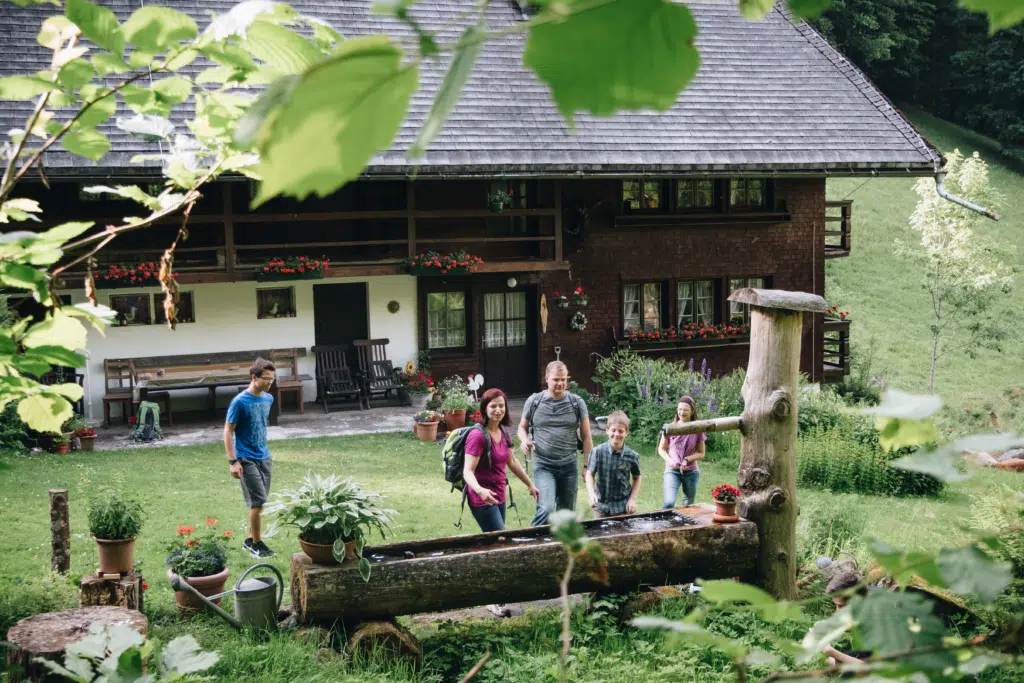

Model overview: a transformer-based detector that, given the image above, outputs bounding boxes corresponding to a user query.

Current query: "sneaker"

[250,540,275,558]
[243,537,255,555]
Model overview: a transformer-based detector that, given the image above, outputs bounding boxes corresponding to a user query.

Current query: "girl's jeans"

[470,503,507,532]
[662,469,700,508]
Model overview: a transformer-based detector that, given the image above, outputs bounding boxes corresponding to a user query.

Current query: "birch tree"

[896,149,1014,393]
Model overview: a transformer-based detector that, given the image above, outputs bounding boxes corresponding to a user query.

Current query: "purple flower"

[700,358,707,377]
[688,358,694,372]
[708,396,719,414]
[640,385,648,399]
[705,367,712,382]
[646,363,653,378]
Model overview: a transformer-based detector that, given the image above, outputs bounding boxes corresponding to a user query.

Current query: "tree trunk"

[930,298,941,394]
[6,607,147,683]
[291,507,757,625]
[48,490,69,575]
[348,620,421,667]
[730,288,824,601]
[78,573,144,611]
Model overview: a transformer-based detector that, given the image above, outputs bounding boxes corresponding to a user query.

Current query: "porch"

[824,200,852,258]
[822,318,851,383]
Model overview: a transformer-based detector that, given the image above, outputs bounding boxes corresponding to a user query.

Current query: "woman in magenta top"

[658,396,706,508]
[463,388,540,532]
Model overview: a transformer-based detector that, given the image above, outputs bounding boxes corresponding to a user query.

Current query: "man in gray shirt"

[518,360,593,526]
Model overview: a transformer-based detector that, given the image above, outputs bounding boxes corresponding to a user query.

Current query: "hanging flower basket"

[553,291,569,309]
[256,256,329,281]
[487,188,515,213]
[569,311,588,332]
[95,262,176,288]
[407,250,484,276]
[572,286,588,307]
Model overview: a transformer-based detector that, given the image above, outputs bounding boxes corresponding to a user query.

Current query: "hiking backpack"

[130,400,163,443]
[441,423,516,527]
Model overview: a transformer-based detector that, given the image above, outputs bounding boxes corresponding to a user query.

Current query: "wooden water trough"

[291,506,757,626]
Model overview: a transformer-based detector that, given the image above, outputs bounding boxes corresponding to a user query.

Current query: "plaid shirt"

[587,441,641,515]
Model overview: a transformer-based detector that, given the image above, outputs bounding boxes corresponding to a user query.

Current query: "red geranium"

[711,484,742,502]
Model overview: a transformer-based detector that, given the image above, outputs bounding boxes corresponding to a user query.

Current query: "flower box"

[619,323,751,349]
[255,270,325,282]
[406,251,484,276]
[95,262,176,288]
[257,256,329,281]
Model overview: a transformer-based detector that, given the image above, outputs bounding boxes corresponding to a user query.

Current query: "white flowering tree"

[896,149,1014,393]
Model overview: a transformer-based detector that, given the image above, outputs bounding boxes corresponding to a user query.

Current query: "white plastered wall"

[69,275,418,421]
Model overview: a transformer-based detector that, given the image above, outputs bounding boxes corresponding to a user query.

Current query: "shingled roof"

[0,0,942,177]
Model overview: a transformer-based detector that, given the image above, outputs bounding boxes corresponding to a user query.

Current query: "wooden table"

[137,373,312,425]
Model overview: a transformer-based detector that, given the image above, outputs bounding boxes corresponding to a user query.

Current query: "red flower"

[142,580,148,591]
[177,525,195,536]
[205,518,218,526]
[186,539,199,547]
[223,530,233,538]
[129,417,137,425]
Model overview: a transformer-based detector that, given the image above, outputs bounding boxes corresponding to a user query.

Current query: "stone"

[964,451,998,467]
[996,448,1024,463]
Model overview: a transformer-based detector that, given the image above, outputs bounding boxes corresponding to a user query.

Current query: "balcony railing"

[822,318,851,383]
[824,200,852,258]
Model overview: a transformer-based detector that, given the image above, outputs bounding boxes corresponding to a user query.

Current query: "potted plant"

[441,392,472,430]
[825,305,849,321]
[553,291,569,309]
[711,484,742,523]
[88,486,146,574]
[256,255,330,281]
[75,424,97,451]
[96,262,177,288]
[406,250,485,276]
[50,433,71,454]
[166,518,233,613]
[572,286,588,307]
[413,410,441,441]
[265,472,395,580]
[487,187,514,213]
[401,360,434,410]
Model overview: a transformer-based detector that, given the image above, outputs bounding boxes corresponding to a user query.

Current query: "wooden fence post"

[49,489,70,575]
[729,288,826,600]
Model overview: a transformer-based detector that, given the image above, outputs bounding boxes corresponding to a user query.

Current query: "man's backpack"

[525,392,585,452]
[441,423,515,527]
[130,401,163,443]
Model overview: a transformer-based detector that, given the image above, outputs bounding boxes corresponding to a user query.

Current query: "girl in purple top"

[658,396,706,508]
[463,388,540,532]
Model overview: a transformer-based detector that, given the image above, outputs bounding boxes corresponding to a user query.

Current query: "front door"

[481,287,536,396]
[313,282,368,349]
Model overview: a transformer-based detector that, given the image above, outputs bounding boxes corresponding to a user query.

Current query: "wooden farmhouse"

[0,1,942,421]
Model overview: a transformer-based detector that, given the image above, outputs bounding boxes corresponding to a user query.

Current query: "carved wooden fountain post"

[729,288,826,600]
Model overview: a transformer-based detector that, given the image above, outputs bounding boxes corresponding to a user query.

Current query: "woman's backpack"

[441,423,515,528]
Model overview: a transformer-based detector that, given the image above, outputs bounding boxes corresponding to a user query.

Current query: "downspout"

[934,168,1000,221]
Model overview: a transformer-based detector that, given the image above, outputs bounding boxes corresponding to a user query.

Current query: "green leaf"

[17,393,73,434]
[24,310,87,351]
[869,539,944,586]
[200,44,257,71]
[91,52,130,77]
[799,607,854,662]
[114,115,174,143]
[252,36,418,205]
[631,617,747,657]
[152,76,192,105]
[241,20,323,75]
[358,556,371,581]
[77,85,117,128]
[875,417,939,452]
[120,84,157,113]
[47,383,85,403]
[523,0,699,125]
[850,591,943,656]
[936,546,1012,602]
[233,74,298,150]
[739,0,775,20]
[0,75,59,100]
[863,390,941,420]
[62,128,110,160]
[127,50,154,70]
[41,220,94,243]
[57,58,95,91]
[959,0,1024,33]
[890,446,969,483]
[116,647,143,678]
[165,48,198,71]
[66,0,125,55]
[698,580,801,622]
[195,66,240,85]
[23,346,86,369]
[123,6,198,52]
[161,635,219,675]
[0,198,42,223]
[0,261,49,301]
[38,16,79,50]
[409,24,483,159]
[787,0,832,18]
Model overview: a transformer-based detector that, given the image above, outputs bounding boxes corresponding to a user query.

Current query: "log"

[348,620,422,667]
[6,607,148,683]
[663,416,742,437]
[49,490,70,575]
[79,573,144,611]
[731,289,824,600]
[291,506,758,625]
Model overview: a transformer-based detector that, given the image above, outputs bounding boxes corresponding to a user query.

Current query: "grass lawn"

[826,110,1024,432]
[2,432,1021,682]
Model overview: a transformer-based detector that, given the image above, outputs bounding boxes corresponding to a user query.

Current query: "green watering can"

[169,563,283,631]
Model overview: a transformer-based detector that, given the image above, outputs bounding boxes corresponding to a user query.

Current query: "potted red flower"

[711,484,741,523]
[413,410,441,442]
[166,518,232,614]
[96,262,178,288]
[553,291,569,309]
[257,256,329,281]
[76,425,97,451]
[572,286,588,307]
[406,250,485,276]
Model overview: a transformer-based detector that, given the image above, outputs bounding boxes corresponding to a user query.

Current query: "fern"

[970,485,1024,579]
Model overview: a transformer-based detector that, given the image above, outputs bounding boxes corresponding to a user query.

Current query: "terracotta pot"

[443,409,466,430]
[300,538,355,565]
[168,566,230,614]
[79,435,96,451]
[53,442,70,454]
[415,421,439,442]
[95,537,136,574]
[713,501,739,524]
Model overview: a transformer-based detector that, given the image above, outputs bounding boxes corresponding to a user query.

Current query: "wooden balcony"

[824,200,852,258]
[822,318,851,383]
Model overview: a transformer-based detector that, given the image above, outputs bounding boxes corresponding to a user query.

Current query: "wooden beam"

[234,240,407,249]
[416,236,556,244]
[223,185,235,275]
[406,182,416,258]
[474,261,570,273]
[554,179,563,263]
[663,416,742,437]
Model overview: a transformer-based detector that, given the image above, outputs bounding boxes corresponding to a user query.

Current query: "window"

[729,179,768,210]
[622,180,663,211]
[677,280,715,326]
[728,277,766,324]
[155,291,195,324]
[484,292,527,348]
[676,179,714,211]
[257,287,296,319]
[623,282,663,331]
[427,291,467,349]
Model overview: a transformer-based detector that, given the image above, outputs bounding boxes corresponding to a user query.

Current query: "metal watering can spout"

[169,563,284,631]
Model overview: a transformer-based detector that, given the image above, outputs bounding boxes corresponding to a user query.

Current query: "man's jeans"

[662,469,700,509]
[531,460,578,526]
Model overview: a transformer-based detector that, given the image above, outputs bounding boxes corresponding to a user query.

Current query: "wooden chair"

[128,361,173,426]
[102,359,134,426]
[353,339,410,407]
[313,345,364,412]
[270,348,304,414]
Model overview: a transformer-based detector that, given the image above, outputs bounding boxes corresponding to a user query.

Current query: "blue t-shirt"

[226,391,274,461]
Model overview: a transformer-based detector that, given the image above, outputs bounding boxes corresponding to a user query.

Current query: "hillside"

[825,110,1023,432]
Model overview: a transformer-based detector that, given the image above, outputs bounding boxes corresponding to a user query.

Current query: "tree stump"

[6,606,148,683]
[729,288,826,601]
[49,490,70,575]
[347,620,421,668]
[79,573,144,612]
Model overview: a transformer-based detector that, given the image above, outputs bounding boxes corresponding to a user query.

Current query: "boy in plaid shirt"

[585,411,642,518]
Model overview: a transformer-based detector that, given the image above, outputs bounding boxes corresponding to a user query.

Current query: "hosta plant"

[264,472,395,581]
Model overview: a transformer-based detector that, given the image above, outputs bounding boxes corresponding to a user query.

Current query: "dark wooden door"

[313,283,368,348]
[480,286,536,397]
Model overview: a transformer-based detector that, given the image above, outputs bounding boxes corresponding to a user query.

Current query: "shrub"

[799,500,866,560]
[0,400,31,453]
[0,571,78,635]
[833,340,883,406]
[87,487,146,540]
[797,427,943,497]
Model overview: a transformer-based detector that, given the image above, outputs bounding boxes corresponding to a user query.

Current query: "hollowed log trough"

[291,506,758,626]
